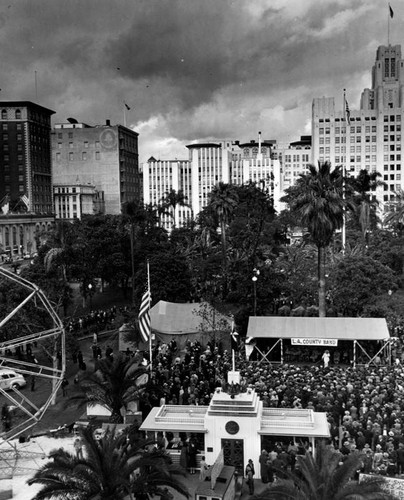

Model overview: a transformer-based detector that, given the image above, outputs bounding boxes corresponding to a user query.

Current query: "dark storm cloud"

[103,0,284,110]
[0,0,397,161]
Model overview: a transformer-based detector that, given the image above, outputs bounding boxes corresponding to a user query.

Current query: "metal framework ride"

[0,266,65,444]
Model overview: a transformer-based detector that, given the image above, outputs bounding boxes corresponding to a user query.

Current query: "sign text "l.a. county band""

[291,338,338,346]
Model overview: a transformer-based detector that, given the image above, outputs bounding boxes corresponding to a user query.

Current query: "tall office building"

[273,135,312,190]
[0,101,55,259]
[143,136,281,230]
[230,135,282,212]
[312,44,404,209]
[142,157,192,229]
[52,120,140,218]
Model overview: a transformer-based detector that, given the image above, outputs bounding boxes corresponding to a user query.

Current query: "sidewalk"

[181,472,268,499]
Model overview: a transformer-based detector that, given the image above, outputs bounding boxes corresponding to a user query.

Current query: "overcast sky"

[0,0,400,162]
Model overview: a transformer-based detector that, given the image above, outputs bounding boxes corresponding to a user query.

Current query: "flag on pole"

[389,3,394,18]
[0,194,10,215]
[20,194,30,211]
[124,103,131,110]
[245,337,256,360]
[231,326,239,352]
[138,290,151,342]
[345,99,351,126]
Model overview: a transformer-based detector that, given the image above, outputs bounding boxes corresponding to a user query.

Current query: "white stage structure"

[141,385,330,478]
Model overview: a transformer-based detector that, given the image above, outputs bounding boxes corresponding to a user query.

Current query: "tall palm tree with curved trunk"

[28,426,189,500]
[69,354,148,423]
[160,188,190,229]
[281,162,344,317]
[349,169,384,244]
[208,182,239,295]
[251,443,397,500]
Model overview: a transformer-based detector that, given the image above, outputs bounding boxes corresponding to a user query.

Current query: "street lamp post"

[88,283,93,311]
[252,268,260,316]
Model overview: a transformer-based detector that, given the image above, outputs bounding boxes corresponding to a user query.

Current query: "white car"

[0,369,27,390]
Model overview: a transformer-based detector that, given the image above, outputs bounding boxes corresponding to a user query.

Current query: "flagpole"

[231,320,236,372]
[388,3,390,45]
[147,260,152,373]
[123,103,127,127]
[342,89,347,254]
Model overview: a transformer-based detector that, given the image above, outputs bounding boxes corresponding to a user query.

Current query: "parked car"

[0,369,26,390]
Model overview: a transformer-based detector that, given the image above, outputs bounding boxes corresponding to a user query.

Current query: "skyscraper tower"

[312,44,404,209]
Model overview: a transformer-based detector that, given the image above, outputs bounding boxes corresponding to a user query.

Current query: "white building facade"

[140,387,330,478]
[142,136,282,230]
[312,44,404,210]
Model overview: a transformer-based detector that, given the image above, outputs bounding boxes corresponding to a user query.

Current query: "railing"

[261,419,315,429]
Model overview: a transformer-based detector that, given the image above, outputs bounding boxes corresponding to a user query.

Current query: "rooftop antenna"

[34,71,38,101]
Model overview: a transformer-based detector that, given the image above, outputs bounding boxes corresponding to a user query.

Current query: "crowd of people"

[65,306,120,335]
[138,339,231,413]
[130,338,404,480]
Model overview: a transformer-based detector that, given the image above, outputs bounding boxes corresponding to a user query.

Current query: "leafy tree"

[273,244,318,309]
[192,301,231,347]
[27,425,189,500]
[251,442,397,500]
[228,182,276,269]
[281,162,344,316]
[366,229,404,276]
[134,251,193,306]
[327,255,397,316]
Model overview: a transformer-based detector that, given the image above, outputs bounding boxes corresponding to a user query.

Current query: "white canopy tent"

[246,317,391,367]
[119,301,232,351]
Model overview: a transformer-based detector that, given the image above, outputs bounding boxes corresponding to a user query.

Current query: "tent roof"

[150,300,231,335]
[247,317,390,341]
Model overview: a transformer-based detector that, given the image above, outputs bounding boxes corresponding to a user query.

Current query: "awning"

[247,317,390,341]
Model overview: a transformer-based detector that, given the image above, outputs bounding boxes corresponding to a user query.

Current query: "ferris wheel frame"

[0,266,65,443]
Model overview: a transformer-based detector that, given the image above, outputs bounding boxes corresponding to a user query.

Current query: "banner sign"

[291,338,338,346]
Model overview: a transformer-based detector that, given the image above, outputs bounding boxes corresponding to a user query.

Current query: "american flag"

[231,325,239,352]
[345,100,351,126]
[20,194,30,210]
[138,289,151,342]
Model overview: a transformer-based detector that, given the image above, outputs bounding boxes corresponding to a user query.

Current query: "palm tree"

[384,188,404,234]
[28,426,189,500]
[160,188,190,229]
[348,169,384,244]
[70,354,148,423]
[208,182,239,292]
[251,443,397,500]
[122,201,150,305]
[281,162,344,317]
